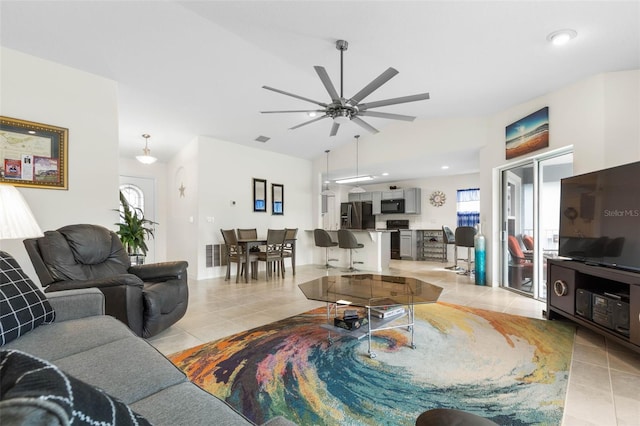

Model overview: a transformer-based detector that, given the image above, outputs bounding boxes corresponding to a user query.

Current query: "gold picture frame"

[0,116,68,189]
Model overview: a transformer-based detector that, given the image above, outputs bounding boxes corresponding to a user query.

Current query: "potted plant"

[115,191,157,265]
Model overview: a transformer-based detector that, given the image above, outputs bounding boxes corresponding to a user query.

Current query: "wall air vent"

[205,244,227,267]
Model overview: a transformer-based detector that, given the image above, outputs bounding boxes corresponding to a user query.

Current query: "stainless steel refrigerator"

[340,201,375,230]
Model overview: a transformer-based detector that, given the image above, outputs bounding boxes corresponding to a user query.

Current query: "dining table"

[236,237,296,282]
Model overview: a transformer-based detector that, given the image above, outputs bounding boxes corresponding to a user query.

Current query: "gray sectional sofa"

[1,260,296,425]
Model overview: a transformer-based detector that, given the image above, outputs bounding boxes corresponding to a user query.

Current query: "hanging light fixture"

[136,134,157,164]
[321,149,335,196]
[349,135,368,193]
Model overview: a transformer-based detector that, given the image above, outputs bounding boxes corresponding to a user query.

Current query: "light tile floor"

[148,260,640,426]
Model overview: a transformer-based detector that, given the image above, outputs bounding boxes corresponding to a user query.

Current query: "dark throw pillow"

[0,251,55,345]
[0,349,153,425]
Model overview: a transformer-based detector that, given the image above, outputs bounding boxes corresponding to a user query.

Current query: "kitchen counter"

[305,229,390,272]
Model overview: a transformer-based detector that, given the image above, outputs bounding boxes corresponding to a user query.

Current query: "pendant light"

[349,135,367,193]
[136,134,157,164]
[320,149,335,196]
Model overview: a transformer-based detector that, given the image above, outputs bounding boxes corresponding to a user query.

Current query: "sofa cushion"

[0,251,55,345]
[0,349,152,425]
[3,315,134,360]
[131,381,254,426]
[53,335,188,404]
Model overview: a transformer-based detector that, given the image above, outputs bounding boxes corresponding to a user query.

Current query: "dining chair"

[257,229,287,280]
[221,229,258,283]
[237,228,258,239]
[281,228,298,275]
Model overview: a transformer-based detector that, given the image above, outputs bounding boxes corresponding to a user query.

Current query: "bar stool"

[338,229,364,272]
[314,229,338,269]
[442,225,458,270]
[454,226,477,275]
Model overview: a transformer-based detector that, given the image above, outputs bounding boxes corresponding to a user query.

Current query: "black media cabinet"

[546,258,640,354]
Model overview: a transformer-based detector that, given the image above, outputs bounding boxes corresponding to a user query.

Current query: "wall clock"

[430,191,446,207]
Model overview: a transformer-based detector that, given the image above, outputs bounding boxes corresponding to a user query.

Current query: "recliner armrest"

[46,288,105,322]
[45,274,144,292]
[129,261,188,282]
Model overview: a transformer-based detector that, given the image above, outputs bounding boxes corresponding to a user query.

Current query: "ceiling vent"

[255,135,270,143]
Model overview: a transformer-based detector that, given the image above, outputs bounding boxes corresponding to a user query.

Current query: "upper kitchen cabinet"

[372,191,382,215]
[348,191,374,202]
[404,188,422,214]
[381,189,404,200]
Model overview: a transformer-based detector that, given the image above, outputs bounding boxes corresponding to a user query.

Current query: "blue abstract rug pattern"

[170,302,575,425]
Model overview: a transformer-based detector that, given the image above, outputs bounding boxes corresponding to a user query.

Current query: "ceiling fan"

[261,39,430,136]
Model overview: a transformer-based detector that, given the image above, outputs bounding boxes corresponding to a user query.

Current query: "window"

[119,184,144,218]
[457,188,480,227]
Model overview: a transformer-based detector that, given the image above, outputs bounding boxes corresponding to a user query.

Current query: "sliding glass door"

[500,151,573,300]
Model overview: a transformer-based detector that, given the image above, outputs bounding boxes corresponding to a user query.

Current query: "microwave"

[381,199,405,214]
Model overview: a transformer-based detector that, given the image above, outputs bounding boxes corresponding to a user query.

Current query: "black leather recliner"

[23,224,188,338]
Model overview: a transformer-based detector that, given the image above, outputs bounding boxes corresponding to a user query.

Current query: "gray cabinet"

[381,189,404,200]
[400,230,417,259]
[404,188,421,214]
[348,192,374,202]
[372,191,382,215]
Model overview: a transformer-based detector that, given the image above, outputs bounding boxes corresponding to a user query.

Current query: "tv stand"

[546,259,639,354]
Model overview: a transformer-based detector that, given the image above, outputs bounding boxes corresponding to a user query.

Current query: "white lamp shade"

[0,185,43,239]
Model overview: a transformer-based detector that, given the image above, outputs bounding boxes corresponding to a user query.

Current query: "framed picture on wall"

[505,107,549,160]
[253,178,267,212]
[0,116,68,189]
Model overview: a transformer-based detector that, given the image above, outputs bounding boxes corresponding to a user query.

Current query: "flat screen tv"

[558,161,640,272]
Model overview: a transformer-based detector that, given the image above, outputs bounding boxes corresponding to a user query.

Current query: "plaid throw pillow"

[0,251,55,345]
[0,349,152,425]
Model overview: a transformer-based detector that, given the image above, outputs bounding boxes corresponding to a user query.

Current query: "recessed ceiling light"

[308,112,317,117]
[382,172,389,176]
[547,29,577,46]
[441,165,449,170]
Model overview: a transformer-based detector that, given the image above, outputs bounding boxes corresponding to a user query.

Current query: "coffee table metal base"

[322,302,416,358]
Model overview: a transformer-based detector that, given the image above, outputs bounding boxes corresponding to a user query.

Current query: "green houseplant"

[115,191,156,262]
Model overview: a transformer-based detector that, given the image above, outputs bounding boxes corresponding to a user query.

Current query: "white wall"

[0,47,120,284]
[167,136,315,280]
[481,70,640,285]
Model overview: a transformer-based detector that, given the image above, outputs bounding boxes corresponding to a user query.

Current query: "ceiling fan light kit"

[261,39,430,137]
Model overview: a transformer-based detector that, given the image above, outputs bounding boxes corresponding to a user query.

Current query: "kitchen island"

[306,229,392,272]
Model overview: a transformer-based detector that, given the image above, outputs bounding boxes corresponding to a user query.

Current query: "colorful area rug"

[169,303,575,425]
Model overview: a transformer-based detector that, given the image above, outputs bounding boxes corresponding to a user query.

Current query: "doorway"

[500,150,573,300]
[119,175,156,263]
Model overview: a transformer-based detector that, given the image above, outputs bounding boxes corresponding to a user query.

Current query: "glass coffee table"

[298,274,443,358]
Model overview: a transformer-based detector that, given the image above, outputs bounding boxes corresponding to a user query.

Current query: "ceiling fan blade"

[262,86,328,107]
[261,110,325,114]
[351,117,379,134]
[358,111,416,122]
[348,67,399,105]
[329,122,340,136]
[314,66,339,101]
[289,114,328,130]
[358,93,430,110]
